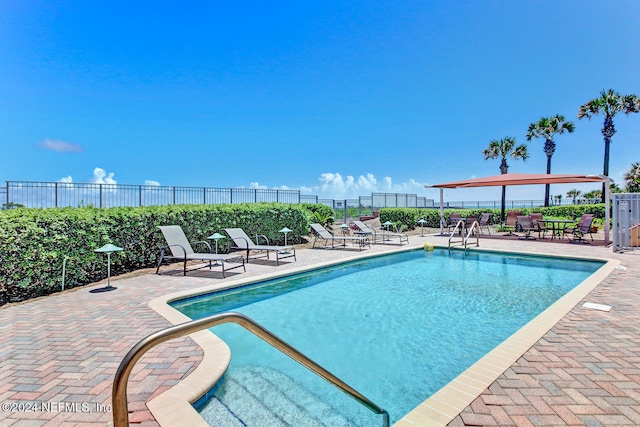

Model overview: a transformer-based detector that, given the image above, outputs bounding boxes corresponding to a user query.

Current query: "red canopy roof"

[429,173,608,189]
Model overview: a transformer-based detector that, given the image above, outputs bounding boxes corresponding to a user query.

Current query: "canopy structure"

[427,173,612,245]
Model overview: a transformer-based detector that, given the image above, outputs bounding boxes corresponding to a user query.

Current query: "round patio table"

[538,219,576,240]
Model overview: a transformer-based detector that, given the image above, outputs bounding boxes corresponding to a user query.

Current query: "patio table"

[538,219,576,240]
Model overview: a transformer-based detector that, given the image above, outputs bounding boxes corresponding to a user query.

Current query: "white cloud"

[249,182,295,191]
[57,176,74,188]
[38,139,83,152]
[90,168,117,185]
[268,172,430,199]
[144,180,161,186]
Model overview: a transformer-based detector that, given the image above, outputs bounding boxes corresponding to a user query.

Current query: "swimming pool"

[171,249,603,426]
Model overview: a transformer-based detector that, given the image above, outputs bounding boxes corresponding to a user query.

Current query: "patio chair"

[446,213,463,233]
[516,215,537,240]
[224,228,296,265]
[529,213,548,238]
[478,213,492,235]
[156,225,246,277]
[464,216,479,234]
[503,210,521,236]
[310,223,370,250]
[353,220,408,245]
[565,214,595,243]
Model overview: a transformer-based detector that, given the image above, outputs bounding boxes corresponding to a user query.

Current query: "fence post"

[99,184,103,208]
[203,187,206,205]
[139,185,142,206]
[173,187,176,205]
[55,182,59,208]
[343,199,347,223]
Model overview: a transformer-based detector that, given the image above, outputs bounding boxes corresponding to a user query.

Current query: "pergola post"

[439,188,444,234]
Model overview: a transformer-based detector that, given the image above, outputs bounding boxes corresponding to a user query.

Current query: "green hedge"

[0,203,321,305]
[378,204,607,230]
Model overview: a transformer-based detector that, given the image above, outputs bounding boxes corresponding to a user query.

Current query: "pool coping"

[145,245,619,427]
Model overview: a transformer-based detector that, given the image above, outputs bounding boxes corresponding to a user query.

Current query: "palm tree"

[609,181,622,193]
[483,137,529,220]
[578,89,640,194]
[624,162,640,192]
[566,189,581,204]
[582,189,602,200]
[526,115,575,206]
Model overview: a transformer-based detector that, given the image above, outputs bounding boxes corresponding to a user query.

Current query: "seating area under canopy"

[427,173,612,245]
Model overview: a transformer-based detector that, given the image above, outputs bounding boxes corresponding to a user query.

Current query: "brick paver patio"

[1,233,639,426]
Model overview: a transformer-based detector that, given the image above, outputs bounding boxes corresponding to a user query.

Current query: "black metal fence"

[0,180,431,214]
[440,199,601,209]
[1,181,319,209]
[0,180,599,216]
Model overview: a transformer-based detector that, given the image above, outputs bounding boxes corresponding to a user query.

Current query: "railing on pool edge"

[112,311,390,427]
[448,220,480,251]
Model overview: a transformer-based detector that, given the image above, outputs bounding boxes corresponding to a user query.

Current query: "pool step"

[199,366,354,427]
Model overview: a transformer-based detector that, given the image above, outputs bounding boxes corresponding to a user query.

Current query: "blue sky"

[1,1,639,202]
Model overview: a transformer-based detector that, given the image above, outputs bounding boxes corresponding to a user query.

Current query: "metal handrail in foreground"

[112,312,390,427]
[463,220,480,250]
[448,220,480,251]
[448,219,465,249]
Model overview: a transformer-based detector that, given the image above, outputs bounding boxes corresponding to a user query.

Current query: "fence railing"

[440,199,601,209]
[1,181,435,211]
[1,180,600,216]
[2,181,313,209]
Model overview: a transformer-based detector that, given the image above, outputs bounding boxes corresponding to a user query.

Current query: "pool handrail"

[448,219,480,251]
[112,311,390,427]
[448,219,465,248]
[464,220,480,249]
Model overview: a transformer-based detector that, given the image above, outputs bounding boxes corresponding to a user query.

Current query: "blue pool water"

[171,249,603,426]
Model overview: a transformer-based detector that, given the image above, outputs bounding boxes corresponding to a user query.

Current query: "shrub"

[378,204,607,231]
[0,203,323,305]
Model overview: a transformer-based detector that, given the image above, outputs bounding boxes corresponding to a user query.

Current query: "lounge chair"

[565,214,595,243]
[224,228,296,265]
[156,225,246,277]
[352,220,408,245]
[309,223,370,250]
[516,215,537,240]
[478,213,491,235]
[503,210,521,236]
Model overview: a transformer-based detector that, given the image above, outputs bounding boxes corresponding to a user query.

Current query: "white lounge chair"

[224,228,296,265]
[309,223,370,250]
[156,225,245,277]
[352,220,408,245]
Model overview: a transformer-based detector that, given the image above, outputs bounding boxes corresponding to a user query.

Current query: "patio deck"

[1,233,639,426]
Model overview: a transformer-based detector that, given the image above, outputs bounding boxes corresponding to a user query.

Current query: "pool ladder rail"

[448,219,480,251]
[112,311,390,427]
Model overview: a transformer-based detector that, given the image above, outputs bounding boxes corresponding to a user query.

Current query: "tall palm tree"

[526,115,575,206]
[483,137,529,220]
[578,88,640,194]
